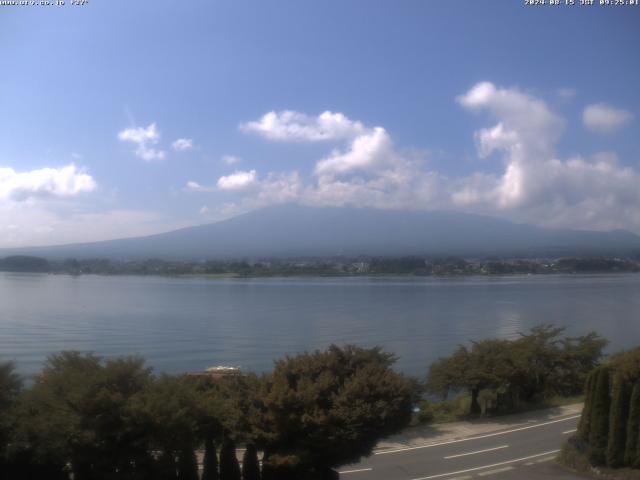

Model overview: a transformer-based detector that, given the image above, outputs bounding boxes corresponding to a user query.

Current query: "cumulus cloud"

[217,170,258,190]
[456,81,564,162]
[240,110,366,142]
[184,181,215,193]
[118,123,166,161]
[0,164,96,201]
[229,84,640,233]
[314,127,394,176]
[452,83,640,230]
[171,138,193,151]
[583,103,633,134]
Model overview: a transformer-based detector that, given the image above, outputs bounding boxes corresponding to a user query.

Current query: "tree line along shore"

[1,254,640,277]
[0,325,638,479]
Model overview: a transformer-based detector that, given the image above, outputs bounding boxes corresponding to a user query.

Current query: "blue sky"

[1,1,639,247]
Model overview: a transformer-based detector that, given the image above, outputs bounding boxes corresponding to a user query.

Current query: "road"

[339,413,582,480]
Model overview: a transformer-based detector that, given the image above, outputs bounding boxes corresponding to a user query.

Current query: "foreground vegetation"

[426,325,606,416]
[0,325,622,479]
[0,346,415,480]
[564,347,640,473]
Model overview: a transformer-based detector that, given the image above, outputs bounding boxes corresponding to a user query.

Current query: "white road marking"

[410,449,561,480]
[447,476,472,480]
[562,429,577,434]
[444,445,509,459]
[477,466,514,476]
[376,415,580,455]
[338,467,373,474]
[535,456,555,463]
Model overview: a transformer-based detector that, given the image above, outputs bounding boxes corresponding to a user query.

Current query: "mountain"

[3,205,640,259]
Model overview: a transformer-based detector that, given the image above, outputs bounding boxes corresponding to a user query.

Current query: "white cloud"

[475,123,519,159]
[583,103,633,134]
[184,181,215,193]
[199,205,210,215]
[118,123,166,161]
[222,155,242,165]
[452,83,640,230]
[217,170,258,190]
[313,127,394,176]
[172,138,194,151]
[0,164,96,201]
[457,81,564,161]
[240,110,366,142]
[226,84,640,234]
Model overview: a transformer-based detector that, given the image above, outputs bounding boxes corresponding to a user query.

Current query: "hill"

[2,205,640,260]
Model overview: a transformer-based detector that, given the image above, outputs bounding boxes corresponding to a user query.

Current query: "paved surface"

[339,405,585,480]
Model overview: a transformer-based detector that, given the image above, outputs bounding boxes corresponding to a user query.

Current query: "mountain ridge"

[2,205,639,260]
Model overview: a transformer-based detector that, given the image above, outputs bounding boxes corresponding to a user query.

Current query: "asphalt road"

[339,414,581,480]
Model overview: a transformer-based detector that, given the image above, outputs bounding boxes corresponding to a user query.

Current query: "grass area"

[559,440,640,479]
[410,394,584,427]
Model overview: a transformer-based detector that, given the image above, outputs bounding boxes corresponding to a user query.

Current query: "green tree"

[156,451,178,480]
[606,374,631,467]
[202,435,219,480]
[588,367,611,466]
[426,346,469,402]
[557,332,608,395]
[259,345,415,475]
[577,369,597,441]
[129,374,203,478]
[242,444,261,480]
[427,326,606,416]
[0,361,21,457]
[12,352,153,479]
[624,383,640,468]
[177,447,199,480]
[219,439,241,480]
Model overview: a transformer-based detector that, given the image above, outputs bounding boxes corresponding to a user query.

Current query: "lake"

[1,272,639,378]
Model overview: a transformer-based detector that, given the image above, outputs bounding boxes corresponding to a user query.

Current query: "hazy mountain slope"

[3,205,640,259]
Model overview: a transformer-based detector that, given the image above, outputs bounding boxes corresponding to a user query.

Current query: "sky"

[1,0,639,247]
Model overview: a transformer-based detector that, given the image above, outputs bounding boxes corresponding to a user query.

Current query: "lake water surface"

[1,273,639,377]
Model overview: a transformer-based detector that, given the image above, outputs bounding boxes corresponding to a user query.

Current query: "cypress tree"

[242,444,261,480]
[260,452,275,480]
[624,383,640,467]
[588,367,611,466]
[177,448,199,480]
[636,422,640,469]
[219,439,241,480]
[156,451,178,480]
[134,452,158,480]
[578,369,597,441]
[606,374,631,468]
[260,463,276,480]
[202,436,220,480]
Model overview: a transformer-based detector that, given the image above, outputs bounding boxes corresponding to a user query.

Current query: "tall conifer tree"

[588,367,611,465]
[624,383,640,468]
[242,444,261,480]
[606,374,631,467]
[219,440,241,480]
[177,448,199,480]
[202,436,220,480]
[578,369,597,441]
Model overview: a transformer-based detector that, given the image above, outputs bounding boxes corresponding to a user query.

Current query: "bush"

[416,401,434,424]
